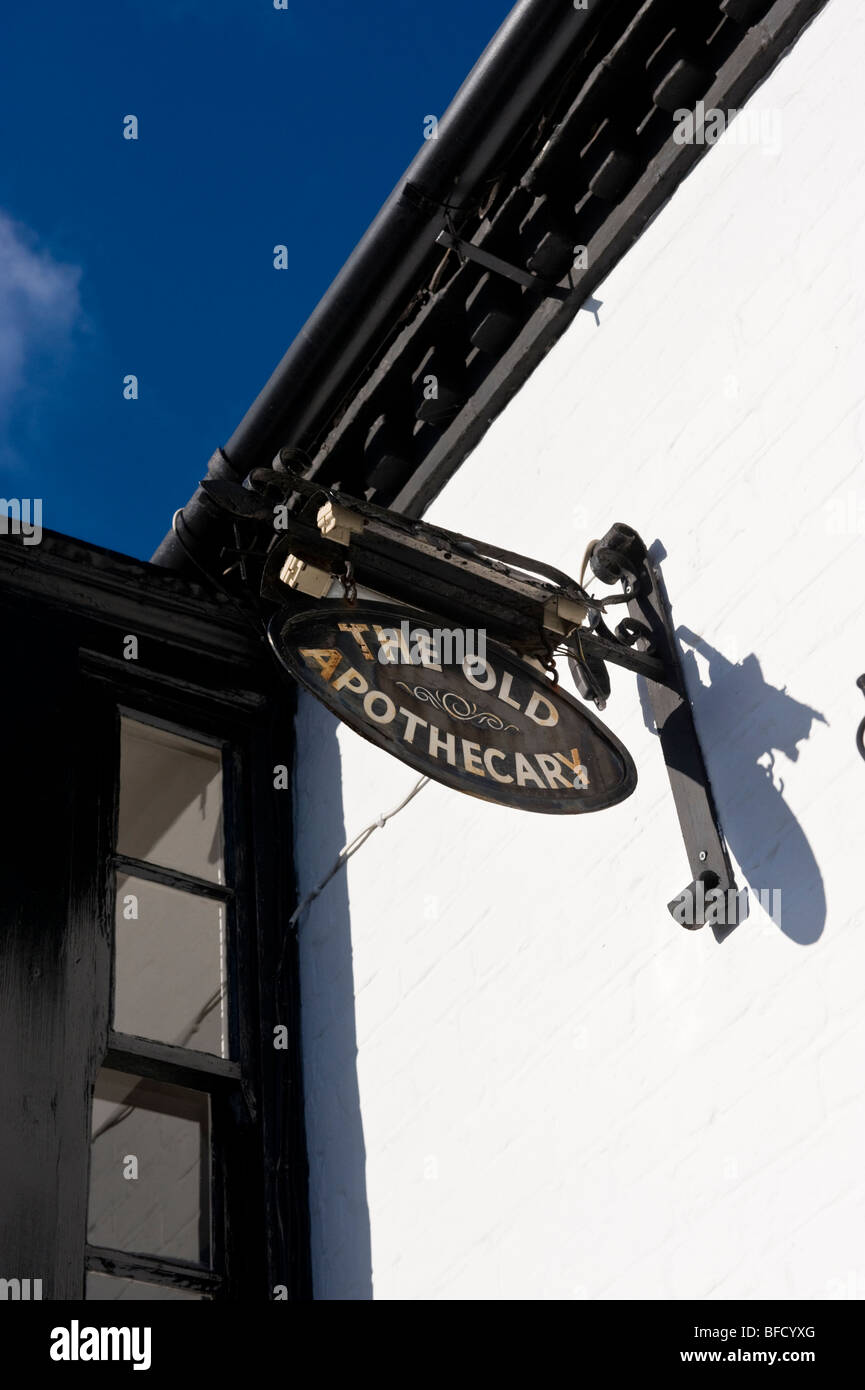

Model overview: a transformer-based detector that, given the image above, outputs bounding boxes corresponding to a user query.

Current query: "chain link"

[341,559,357,606]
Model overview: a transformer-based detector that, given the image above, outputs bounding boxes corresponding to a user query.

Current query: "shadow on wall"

[639,623,827,946]
[293,692,372,1299]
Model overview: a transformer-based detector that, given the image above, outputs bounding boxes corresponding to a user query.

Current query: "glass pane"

[114,875,228,1057]
[88,1069,210,1266]
[118,718,225,885]
[86,1272,205,1301]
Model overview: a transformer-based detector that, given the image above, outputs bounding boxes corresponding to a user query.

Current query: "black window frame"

[78,657,285,1302]
[112,703,238,1065]
[0,534,310,1304]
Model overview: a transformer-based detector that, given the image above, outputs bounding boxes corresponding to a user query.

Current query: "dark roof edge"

[151,0,610,571]
[0,530,262,662]
[393,0,832,517]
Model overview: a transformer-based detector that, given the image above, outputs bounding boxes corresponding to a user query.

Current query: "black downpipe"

[152,0,608,570]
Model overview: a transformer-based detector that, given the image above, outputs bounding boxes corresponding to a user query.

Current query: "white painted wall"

[295,0,865,1300]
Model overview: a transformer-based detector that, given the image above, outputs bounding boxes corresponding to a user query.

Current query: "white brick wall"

[295,0,865,1300]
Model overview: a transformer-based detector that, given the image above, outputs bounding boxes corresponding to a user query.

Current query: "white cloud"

[0,211,82,473]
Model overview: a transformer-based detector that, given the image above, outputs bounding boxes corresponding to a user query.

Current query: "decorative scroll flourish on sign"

[396,682,520,733]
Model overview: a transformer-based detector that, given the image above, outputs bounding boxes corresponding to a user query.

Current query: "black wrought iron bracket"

[565,524,740,931]
[199,466,737,928]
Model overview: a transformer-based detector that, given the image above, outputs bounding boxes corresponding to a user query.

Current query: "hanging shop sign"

[269,603,637,814]
[202,458,738,918]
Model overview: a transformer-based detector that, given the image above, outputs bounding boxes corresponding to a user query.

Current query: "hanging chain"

[340,559,357,606]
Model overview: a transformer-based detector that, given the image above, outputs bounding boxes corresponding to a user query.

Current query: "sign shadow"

[638,623,827,945]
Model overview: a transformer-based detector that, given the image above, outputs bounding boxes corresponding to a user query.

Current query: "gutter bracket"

[435,228,571,302]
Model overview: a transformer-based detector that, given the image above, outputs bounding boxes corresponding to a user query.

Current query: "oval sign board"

[269,603,637,814]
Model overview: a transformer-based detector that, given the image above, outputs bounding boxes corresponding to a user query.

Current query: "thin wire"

[288,775,431,930]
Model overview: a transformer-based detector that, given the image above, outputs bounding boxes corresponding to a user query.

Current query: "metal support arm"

[578,524,741,931]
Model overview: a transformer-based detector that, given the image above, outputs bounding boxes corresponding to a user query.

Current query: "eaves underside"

[308,0,830,516]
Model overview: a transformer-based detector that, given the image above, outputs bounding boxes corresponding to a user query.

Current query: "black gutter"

[151,0,610,570]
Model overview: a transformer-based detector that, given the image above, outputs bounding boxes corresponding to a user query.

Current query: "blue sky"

[0,0,513,560]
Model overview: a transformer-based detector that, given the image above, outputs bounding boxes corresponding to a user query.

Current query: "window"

[114,877,228,1056]
[114,717,230,1058]
[0,573,306,1304]
[117,719,225,884]
[86,712,241,1301]
[88,1069,210,1264]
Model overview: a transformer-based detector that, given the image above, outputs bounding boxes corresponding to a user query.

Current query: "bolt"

[698,850,707,862]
